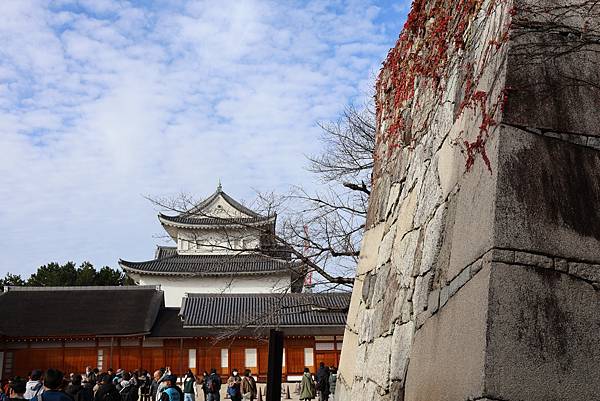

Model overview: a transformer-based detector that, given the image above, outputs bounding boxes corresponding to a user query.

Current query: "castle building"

[0,186,349,382]
[119,185,304,307]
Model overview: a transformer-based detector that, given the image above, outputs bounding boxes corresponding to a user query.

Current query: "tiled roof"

[120,253,298,276]
[155,246,177,259]
[148,307,346,338]
[180,293,351,328]
[159,188,274,228]
[159,214,274,227]
[0,286,163,337]
[189,189,263,219]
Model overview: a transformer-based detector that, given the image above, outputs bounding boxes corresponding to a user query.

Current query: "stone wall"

[336,0,600,400]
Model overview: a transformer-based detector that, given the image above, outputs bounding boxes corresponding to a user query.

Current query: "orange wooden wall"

[2,335,342,381]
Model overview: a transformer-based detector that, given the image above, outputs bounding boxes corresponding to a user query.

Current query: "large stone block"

[404,264,490,401]
[485,263,600,401]
[446,131,499,282]
[495,126,600,263]
[504,0,600,136]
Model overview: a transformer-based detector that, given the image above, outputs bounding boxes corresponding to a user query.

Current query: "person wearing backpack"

[205,369,221,401]
[25,370,44,401]
[226,370,241,401]
[94,375,120,401]
[158,376,182,401]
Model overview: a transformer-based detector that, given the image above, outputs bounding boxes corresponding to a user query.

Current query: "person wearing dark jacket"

[94,376,120,401]
[158,376,182,401]
[315,363,330,401]
[118,373,137,401]
[200,372,209,401]
[205,369,221,401]
[182,371,195,401]
[66,375,92,401]
[40,369,72,401]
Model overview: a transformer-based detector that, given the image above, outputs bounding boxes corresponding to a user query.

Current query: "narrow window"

[188,349,197,369]
[245,348,257,368]
[221,348,229,368]
[303,348,314,368]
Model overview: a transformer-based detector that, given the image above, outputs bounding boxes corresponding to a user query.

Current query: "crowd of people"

[0,366,259,401]
[0,362,337,401]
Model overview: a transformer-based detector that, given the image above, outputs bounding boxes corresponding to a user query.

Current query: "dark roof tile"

[159,214,274,226]
[120,254,297,276]
[0,286,163,337]
[180,293,350,328]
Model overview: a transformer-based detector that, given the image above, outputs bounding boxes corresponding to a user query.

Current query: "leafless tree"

[145,99,375,296]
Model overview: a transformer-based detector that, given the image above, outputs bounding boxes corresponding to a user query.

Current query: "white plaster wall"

[203,196,247,218]
[178,228,261,254]
[131,273,292,307]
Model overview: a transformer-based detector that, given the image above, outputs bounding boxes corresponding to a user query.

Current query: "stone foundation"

[336,0,600,399]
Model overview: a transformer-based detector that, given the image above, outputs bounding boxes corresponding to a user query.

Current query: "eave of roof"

[179,292,351,328]
[120,253,299,276]
[158,213,276,229]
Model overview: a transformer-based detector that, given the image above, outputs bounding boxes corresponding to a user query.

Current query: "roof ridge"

[168,188,269,220]
[185,292,351,298]
[6,285,162,292]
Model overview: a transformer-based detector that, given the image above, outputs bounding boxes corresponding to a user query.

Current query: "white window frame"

[304,348,314,367]
[188,349,197,369]
[221,348,229,368]
[245,348,257,368]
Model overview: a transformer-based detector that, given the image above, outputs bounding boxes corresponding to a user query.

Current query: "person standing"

[24,370,44,401]
[182,371,196,401]
[137,372,151,401]
[118,373,138,401]
[40,369,72,401]
[240,370,256,401]
[94,375,120,401]
[315,363,330,401]
[204,369,221,401]
[83,368,96,390]
[200,372,209,401]
[8,379,27,400]
[299,368,315,401]
[66,374,93,401]
[328,368,337,400]
[158,376,182,401]
[226,370,241,401]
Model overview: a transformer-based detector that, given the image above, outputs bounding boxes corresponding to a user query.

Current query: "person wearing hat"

[158,376,182,401]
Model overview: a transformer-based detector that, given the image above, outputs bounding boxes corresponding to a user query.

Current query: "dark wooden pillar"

[266,330,284,401]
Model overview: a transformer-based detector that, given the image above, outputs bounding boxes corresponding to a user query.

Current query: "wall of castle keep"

[336,0,600,400]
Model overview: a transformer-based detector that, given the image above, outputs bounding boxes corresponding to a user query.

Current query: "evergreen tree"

[0,262,130,288]
[27,262,78,286]
[75,261,97,285]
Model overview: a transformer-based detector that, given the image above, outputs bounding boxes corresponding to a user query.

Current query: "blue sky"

[0,0,409,277]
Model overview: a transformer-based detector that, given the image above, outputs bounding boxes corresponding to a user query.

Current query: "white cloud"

[0,0,409,277]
